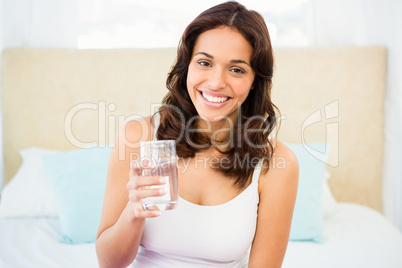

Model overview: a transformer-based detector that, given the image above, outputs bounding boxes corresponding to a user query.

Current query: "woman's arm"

[95,117,162,268]
[248,140,299,268]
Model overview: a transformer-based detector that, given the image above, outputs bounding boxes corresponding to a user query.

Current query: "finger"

[128,187,168,202]
[135,210,162,218]
[130,159,153,174]
[129,176,168,188]
[131,202,161,218]
[127,177,167,191]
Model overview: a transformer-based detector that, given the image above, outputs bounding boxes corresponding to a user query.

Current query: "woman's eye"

[231,67,245,74]
[198,60,211,67]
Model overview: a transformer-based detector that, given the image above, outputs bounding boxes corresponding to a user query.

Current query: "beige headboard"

[1,47,386,212]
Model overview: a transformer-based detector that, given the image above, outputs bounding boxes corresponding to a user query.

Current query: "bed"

[1,47,402,267]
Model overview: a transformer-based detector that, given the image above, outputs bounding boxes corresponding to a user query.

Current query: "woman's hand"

[126,164,167,218]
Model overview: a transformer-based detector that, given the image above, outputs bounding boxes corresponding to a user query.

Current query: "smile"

[201,91,230,103]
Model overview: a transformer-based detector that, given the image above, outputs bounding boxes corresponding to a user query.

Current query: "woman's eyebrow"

[195,52,213,58]
[194,52,251,67]
[231,59,251,67]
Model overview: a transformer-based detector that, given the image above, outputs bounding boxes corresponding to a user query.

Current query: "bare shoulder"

[108,115,155,179]
[118,116,154,146]
[258,139,299,194]
[271,140,298,170]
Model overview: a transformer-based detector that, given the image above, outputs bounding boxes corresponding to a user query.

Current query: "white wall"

[381,0,402,234]
[0,0,4,191]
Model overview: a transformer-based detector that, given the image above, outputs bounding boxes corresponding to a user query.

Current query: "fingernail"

[159,177,168,184]
[159,188,167,194]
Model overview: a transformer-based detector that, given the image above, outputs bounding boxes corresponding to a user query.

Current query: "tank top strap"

[153,112,160,141]
[251,158,263,184]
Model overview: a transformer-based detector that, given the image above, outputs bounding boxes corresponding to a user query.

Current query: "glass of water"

[131,140,178,211]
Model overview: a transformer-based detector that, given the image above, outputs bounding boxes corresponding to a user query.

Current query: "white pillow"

[0,147,59,218]
[322,170,339,219]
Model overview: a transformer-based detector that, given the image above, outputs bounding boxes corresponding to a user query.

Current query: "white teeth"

[201,92,229,103]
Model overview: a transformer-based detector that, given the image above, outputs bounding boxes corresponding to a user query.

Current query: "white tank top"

[129,114,262,268]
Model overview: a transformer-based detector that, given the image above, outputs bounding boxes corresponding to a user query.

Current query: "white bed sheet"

[0,218,98,268]
[284,203,402,268]
[1,203,402,268]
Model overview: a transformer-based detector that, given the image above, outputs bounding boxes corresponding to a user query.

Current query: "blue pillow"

[286,143,330,243]
[42,147,111,244]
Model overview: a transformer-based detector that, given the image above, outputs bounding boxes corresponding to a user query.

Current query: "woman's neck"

[196,112,239,149]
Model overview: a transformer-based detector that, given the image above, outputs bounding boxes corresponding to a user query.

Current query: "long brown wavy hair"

[154,1,280,189]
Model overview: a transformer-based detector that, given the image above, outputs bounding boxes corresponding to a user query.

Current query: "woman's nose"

[207,68,226,90]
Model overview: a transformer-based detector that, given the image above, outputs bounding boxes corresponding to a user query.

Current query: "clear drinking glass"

[131,140,178,211]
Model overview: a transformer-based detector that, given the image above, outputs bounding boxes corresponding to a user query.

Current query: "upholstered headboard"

[1,47,386,211]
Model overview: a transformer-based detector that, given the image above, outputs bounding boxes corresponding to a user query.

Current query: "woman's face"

[186,26,255,124]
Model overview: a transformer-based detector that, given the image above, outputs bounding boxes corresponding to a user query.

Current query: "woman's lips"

[198,90,231,108]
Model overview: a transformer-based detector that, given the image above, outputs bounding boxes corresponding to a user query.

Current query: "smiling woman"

[157,2,278,190]
[95,2,298,268]
[186,27,255,123]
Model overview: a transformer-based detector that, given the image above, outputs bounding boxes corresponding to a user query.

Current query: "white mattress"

[1,203,402,268]
[0,218,98,268]
[284,203,402,268]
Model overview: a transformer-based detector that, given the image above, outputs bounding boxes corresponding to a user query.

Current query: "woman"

[96,2,298,267]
